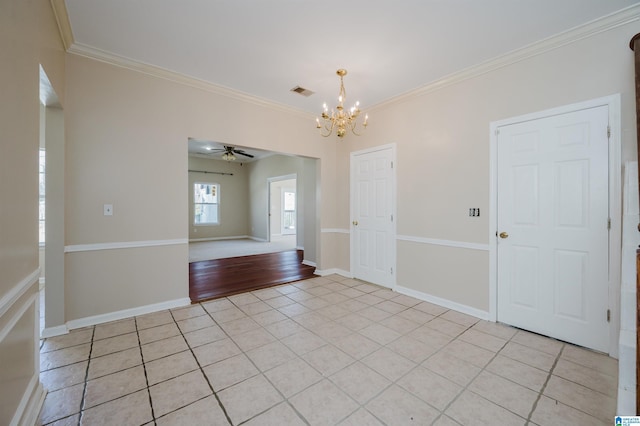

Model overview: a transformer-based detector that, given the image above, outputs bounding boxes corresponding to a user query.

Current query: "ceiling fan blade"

[234,150,254,158]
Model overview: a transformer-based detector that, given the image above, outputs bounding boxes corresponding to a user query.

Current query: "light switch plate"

[104,204,113,216]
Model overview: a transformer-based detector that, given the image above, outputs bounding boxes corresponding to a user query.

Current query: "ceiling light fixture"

[221,151,236,161]
[316,69,368,138]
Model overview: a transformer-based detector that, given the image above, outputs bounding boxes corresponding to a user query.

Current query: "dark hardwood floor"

[189,249,317,303]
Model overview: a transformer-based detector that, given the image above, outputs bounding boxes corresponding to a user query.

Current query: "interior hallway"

[38,275,616,425]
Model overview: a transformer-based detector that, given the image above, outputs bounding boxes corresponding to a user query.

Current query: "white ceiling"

[63,0,639,117]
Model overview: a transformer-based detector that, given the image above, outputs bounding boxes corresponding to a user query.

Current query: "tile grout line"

[176,307,235,425]
[420,319,493,425]
[201,298,313,426]
[77,326,96,426]
[37,278,617,425]
[134,317,158,425]
[525,342,565,425]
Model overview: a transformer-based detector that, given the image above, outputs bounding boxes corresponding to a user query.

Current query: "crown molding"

[50,1,639,116]
[49,0,312,119]
[69,40,313,119]
[369,4,640,111]
[50,0,74,51]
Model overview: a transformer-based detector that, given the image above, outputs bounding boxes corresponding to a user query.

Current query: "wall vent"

[290,86,314,97]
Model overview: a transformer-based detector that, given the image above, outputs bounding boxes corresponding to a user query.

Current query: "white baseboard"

[41,324,69,339]
[66,297,191,330]
[395,285,490,321]
[189,235,249,243]
[315,268,352,278]
[302,260,317,268]
[248,236,268,242]
[10,375,46,426]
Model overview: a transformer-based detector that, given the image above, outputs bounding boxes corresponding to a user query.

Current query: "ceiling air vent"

[290,86,314,97]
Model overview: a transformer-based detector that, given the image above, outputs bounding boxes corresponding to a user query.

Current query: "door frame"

[349,143,397,289]
[267,173,297,242]
[489,94,621,356]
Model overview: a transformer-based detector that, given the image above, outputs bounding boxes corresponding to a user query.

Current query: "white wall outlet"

[104,204,113,216]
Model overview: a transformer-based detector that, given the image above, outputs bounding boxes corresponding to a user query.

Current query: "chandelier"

[316,69,368,138]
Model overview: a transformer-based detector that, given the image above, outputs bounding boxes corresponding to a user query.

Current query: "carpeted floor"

[189,235,297,262]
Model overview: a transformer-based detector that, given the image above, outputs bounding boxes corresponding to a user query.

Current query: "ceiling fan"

[206,145,254,161]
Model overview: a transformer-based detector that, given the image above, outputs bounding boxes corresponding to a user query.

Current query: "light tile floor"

[38,275,618,425]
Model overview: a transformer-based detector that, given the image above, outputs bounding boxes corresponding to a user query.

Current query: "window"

[39,149,45,244]
[194,182,219,225]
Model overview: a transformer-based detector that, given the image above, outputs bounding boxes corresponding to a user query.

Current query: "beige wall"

[188,156,249,240]
[341,20,638,311]
[63,54,333,322]
[0,0,65,423]
[4,5,635,422]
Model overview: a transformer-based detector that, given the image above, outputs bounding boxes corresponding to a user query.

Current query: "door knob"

[499,232,509,239]
[352,221,358,226]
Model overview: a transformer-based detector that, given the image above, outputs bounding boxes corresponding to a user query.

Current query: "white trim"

[397,235,489,251]
[41,325,69,339]
[64,238,187,253]
[267,174,298,243]
[321,228,350,234]
[248,236,268,242]
[618,329,636,414]
[296,245,305,251]
[370,5,640,112]
[66,297,191,330]
[67,42,312,120]
[302,260,317,268]
[2,287,44,426]
[315,268,352,278]
[50,0,73,50]
[0,292,36,343]
[0,269,40,319]
[10,374,46,426]
[489,94,622,356]
[189,235,250,243]
[50,0,639,121]
[395,285,490,321]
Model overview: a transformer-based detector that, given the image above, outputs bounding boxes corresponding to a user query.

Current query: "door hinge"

[496,128,500,136]
[607,309,611,322]
[391,161,394,169]
[390,267,393,275]
[391,214,394,222]
[607,218,611,230]
[607,125,611,139]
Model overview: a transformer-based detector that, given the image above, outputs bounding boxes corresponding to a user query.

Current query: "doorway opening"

[39,65,66,338]
[268,174,297,249]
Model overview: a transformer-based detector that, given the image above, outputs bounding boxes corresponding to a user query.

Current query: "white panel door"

[497,105,609,352]
[351,147,395,288]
